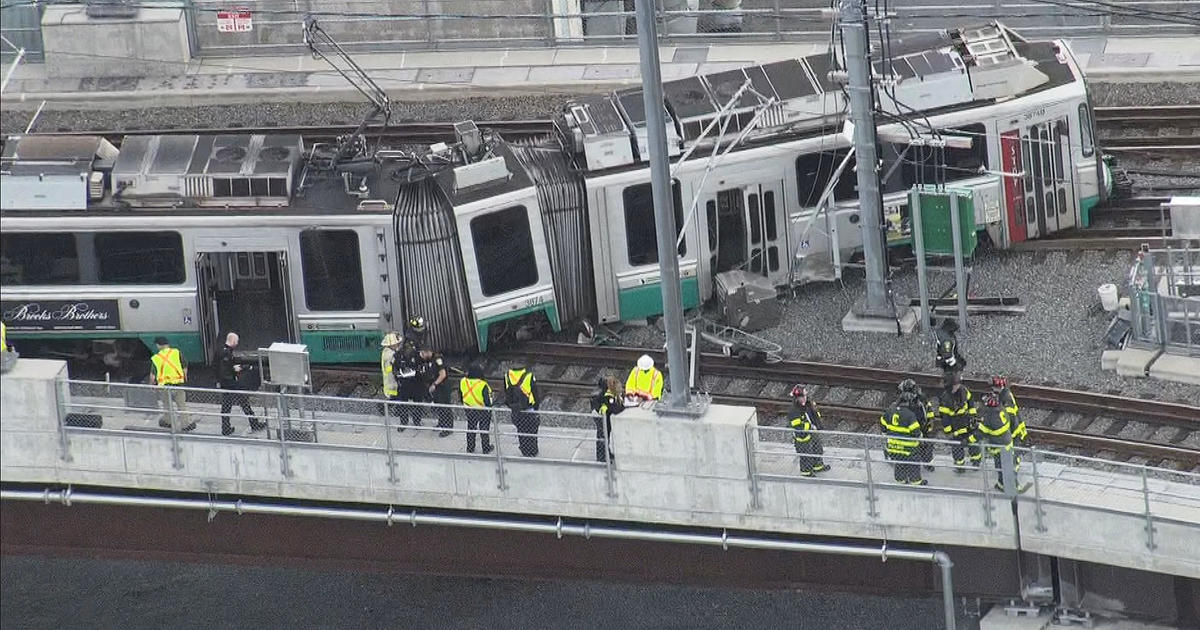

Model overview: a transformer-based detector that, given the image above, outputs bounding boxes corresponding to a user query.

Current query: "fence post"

[55,377,73,463]
[981,455,995,528]
[744,423,762,510]
[1029,447,1047,532]
[772,0,781,40]
[492,409,507,490]
[862,434,878,518]
[164,387,183,470]
[276,392,293,478]
[1141,467,1157,551]
[601,411,617,499]
[382,400,398,484]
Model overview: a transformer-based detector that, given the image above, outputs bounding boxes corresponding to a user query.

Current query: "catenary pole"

[633,0,690,410]
[840,0,894,318]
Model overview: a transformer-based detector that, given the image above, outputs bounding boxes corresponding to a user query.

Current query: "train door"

[705,179,788,286]
[1020,116,1076,238]
[194,250,296,357]
[1000,130,1027,244]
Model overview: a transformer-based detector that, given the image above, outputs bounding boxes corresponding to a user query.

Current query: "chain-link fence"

[1128,244,1200,356]
[183,0,1200,56]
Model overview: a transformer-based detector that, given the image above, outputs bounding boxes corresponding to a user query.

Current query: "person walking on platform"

[938,372,979,471]
[788,384,829,476]
[218,332,264,436]
[974,393,1016,492]
[625,354,664,402]
[393,336,423,431]
[934,319,966,377]
[380,331,402,406]
[898,379,936,470]
[991,374,1027,446]
[459,362,494,454]
[590,376,624,463]
[150,337,195,432]
[880,401,925,485]
[504,361,541,457]
[418,347,452,436]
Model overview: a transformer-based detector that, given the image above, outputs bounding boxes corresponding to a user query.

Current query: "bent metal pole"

[633,0,690,410]
[1,488,956,630]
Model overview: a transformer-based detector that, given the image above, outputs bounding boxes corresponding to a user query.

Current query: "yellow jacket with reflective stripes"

[151,347,186,385]
[381,347,398,396]
[460,377,492,407]
[625,367,664,400]
[880,406,922,457]
[938,387,977,436]
[505,369,536,407]
[998,388,1026,441]
[789,402,820,444]
[972,407,1013,454]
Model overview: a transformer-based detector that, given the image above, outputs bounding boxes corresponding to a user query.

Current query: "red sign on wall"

[217,8,253,33]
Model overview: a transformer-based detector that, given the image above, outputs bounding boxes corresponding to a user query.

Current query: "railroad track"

[18,120,557,147]
[312,343,1200,470]
[1094,105,1200,125]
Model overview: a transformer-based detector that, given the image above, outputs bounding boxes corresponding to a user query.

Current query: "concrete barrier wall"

[41,6,191,78]
[2,359,1197,579]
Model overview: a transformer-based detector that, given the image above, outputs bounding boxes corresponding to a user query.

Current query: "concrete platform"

[1101,347,1200,386]
[979,606,1182,629]
[2,35,1197,109]
[1147,352,1200,386]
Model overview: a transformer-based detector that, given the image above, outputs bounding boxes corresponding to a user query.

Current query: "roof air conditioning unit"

[453,156,508,190]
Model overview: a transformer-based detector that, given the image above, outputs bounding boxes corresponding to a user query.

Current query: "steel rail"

[1094,105,1200,123]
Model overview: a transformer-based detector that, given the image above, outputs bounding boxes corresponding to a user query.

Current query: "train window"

[764,191,778,241]
[706,200,718,251]
[0,233,80,285]
[300,230,365,311]
[622,181,686,267]
[95,232,185,284]
[748,194,762,245]
[795,150,856,207]
[1079,104,1094,157]
[470,206,538,297]
[902,124,989,186]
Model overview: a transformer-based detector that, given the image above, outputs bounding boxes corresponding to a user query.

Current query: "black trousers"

[220,388,257,429]
[432,385,453,429]
[466,408,492,453]
[888,453,921,483]
[396,381,424,427]
[512,410,539,457]
[793,436,825,472]
[594,414,612,462]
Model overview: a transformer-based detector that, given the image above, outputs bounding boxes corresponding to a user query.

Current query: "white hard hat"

[637,354,654,371]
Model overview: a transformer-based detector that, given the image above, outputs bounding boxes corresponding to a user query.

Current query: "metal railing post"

[1029,448,1047,532]
[382,400,398,484]
[1000,448,1016,496]
[981,455,995,528]
[862,434,878,518]
[492,409,508,490]
[744,423,762,510]
[55,377,73,463]
[164,387,182,470]
[1141,467,1157,551]
[601,411,617,499]
[276,391,293,478]
[772,0,781,40]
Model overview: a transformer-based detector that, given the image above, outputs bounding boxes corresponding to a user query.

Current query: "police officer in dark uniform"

[393,334,423,431]
[218,332,265,436]
[418,347,452,436]
[589,376,623,463]
[934,319,966,376]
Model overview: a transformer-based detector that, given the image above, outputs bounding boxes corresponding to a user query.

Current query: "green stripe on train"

[475,303,561,353]
[1079,194,1100,228]
[618,276,701,322]
[5,331,206,363]
[300,330,384,363]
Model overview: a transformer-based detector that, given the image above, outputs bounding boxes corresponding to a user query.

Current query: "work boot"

[811,463,830,473]
[910,479,929,486]
[439,430,453,438]
[222,424,235,436]
[183,423,197,433]
[250,419,267,432]
[482,445,494,455]
[158,419,171,429]
[799,470,814,477]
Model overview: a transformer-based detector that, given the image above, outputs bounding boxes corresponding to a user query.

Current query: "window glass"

[748,194,762,244]
[796,149,856,206]
[622,181,686,267]
[470,206,538,297]
[764,191,778,240]
[0,233,80,285]
[705,200,718,251]
[300,230,365,310]
[899,124,990,187]
[95,232,185,284]
[1079,104,1094,157]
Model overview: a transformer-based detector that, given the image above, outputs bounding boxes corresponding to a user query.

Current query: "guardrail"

[1128,244,1200,356]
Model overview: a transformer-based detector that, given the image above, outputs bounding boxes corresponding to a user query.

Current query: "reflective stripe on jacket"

[381,347,398,396]
[789,404,820,444]
[460,377,491,407]
[938,388,976,436]
[151,347,185,385]
[973,407,1013,454]
[880,407,921,457]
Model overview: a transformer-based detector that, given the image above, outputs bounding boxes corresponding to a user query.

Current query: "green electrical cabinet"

[909,187,978,257]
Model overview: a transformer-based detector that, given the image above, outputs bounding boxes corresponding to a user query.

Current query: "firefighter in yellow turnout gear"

[150,336,194,432]
[938,372,979,471]
[991,375,1027,446]
[787,385,829,476]
[973,393,1017,492]
[881,402,926,485]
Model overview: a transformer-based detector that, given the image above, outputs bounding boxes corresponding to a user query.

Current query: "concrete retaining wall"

[41,6,191,78]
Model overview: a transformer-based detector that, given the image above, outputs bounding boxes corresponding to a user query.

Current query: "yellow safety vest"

[505,369,535,406]
[625,367,664,400]
[151,347,185,385]
[381,347,398,396]
[460,377,490,407]
[1,321,6,352]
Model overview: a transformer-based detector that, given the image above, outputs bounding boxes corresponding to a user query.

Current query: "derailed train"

[0,23,1111,366]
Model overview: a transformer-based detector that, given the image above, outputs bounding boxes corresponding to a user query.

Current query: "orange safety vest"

[460,377,490,407]
[151,347,185,385]
[625,367,663,400]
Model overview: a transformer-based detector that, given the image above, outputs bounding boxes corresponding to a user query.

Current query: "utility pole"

[633,0,692,412]
[839,0,896,324]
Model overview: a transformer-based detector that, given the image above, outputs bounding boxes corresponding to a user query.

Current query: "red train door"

[1000,129,1027,244]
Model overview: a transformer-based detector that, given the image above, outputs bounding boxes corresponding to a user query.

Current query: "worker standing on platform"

[418,347,452,436]
[880,401,925,485]
[625,354,664,402]
[590,376,623,463]
[974,393,1016,491]
[393,334,423,431]
[150,337,195,432]
[991,375,1027,446]
[504,361,541,457]
[788,384,829,476]
[459,361,494,454]
[898,379,936,469]
[934,319,967,376]
[379,331,402,412]
[938,372,978,471]
[218,332,264,436]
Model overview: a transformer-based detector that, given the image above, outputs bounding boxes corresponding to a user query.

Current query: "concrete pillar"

[610,403,754,479]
